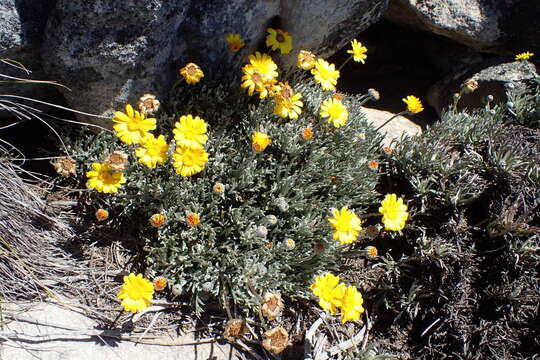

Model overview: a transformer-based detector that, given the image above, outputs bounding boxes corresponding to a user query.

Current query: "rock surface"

[34,0,388,126]
[1,301,233,360]
[427,60,538,115]
[385,0,540,54]
[362,106,422,146]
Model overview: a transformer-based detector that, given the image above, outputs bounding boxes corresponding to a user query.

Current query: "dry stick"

[337,56,353,72]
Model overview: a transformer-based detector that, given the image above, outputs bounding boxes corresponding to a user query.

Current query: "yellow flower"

[273,82,303,119]
[173,114,208,148]
[172,145,209,177]
[135,134,168,168]
[241,65,277,98]
[402,95,424,114]
[86,162,126,194]
[225,33,245,52]
[310,273,341,314]
[266,28,293,54]
[117,273,154,313]
[112,104,156,145]
[347,39,367,64]
[247,52,279,79]
[186,212,200,226]
[379,194,409,231]
[252,131,271,152]
[301,127,313,140]
[179,62,204,84]
[297,50,316,70]
[336,285,365,323]
[328,207,362,244]
[149,214,166,228]
[311,59,339,91]
[515,51,534,61]
[153,277,167,291]
[95,209,109,221]
[319,97,349,128]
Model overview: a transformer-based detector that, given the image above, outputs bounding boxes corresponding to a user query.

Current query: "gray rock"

[427,60,538,115]
[362,106,422,146]
[40,0,389,127]
[385,0,540,54]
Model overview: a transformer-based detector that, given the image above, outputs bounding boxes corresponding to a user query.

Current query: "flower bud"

[95,209,109,221]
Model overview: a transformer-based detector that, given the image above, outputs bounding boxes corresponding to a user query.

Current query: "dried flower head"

[301,127,314,140]
[153,277,167,291]
[266,28,293,54]
[383,146,393,155]
[365,245,378,258]
[332,93,343,101]
[104,151,128,172]
[313,242,325,253]
[363,225,380,240]
[136,94,160,115]
[265,215,278,227]
[276,197,289,212]
[179,62,204,84]
[172,284,183,296]
[223,319,247,341]
[367,160,379,170]
[53,157,77,177]
[95,208,109,221]
[225,33,245,52]
[252,131,272,152]
[262,327,289,354]
[186,213,200,227]
[297,50,316,70]
[461,79,478,94]
[368,88,380,101]
[261,293,285,320]
[213,182,225,193]
[149,214,166,228]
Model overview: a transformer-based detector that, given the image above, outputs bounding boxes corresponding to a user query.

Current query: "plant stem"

[338,56,353,72]
[374,111,409,132]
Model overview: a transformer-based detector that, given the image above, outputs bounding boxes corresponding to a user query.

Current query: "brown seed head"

[53,157,77,177]
[104,151,128,172]
[261,293,285,320]
[223,319,247,341]
[462,78,478,94]
[137,94,160,115]
[262,327,289,354]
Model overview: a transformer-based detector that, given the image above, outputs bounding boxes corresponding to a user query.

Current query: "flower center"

[276,31,285,43]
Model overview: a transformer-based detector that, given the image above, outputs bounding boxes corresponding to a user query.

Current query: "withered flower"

[461,78,478,94]
[53,157,77,177]
[261,293,284,320]
[136,94,161,115]
[262,327,289,354]
[223,318,247,341]
[104,151,129,172]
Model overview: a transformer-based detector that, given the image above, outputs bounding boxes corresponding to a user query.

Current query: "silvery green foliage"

[71,72,384,314]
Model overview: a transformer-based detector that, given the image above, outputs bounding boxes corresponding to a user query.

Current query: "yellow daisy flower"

[172,145,209,177]
[117,273,154,313]
[225,33,245,52]
[86,162,126,194]
[179,62,204,84]
[266,28,293,54]
[335,285,365,323]
[311,59,340,91]
[515,51,534,61]
[149,214,166,228]
[328,207,362,245]
[320,97,349,128]
[252,131,271,152]
[173,114,208,148]
[247,52,279,79]
[379,194,409,231]
[134,134,168,168]
[186,212,200,226]
[273,82,303,119]
[402,95,424,114]
[241,65,277,98]
[347,39,367,64]
[310,273,341,315]
[297,50,316,70]
[112,104,156,145]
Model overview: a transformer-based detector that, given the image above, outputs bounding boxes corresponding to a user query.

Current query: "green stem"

[337,55,353,72]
